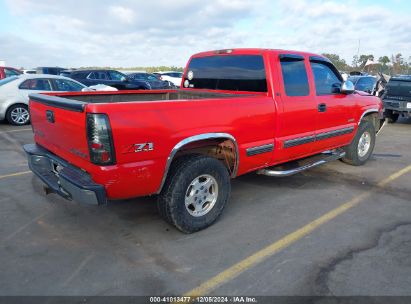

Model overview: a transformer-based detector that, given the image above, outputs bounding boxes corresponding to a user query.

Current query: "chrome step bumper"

[257,150,345,177]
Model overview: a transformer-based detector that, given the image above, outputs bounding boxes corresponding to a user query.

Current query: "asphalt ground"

[0,118,411,299]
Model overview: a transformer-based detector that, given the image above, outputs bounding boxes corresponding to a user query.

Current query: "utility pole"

[355,39,361,68]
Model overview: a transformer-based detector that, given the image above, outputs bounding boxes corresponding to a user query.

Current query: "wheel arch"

[358,108,380,132]
[157,133,239,193]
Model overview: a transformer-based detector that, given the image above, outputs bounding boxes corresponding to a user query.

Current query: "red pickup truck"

[24,49,383,233]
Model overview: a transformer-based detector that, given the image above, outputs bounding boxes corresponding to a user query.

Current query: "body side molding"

[246,143,274,156]
[284,126,355,149]
[284,135,315,148]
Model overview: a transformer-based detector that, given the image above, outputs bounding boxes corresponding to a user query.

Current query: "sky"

[0,0,410,68]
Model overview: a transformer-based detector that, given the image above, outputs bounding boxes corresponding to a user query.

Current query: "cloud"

[108,6,136,25]
[1,0,410,68]
[256,0,411,64]
[2,0,264,67]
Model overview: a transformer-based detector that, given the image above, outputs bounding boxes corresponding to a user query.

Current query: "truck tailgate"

[29,94,90,166]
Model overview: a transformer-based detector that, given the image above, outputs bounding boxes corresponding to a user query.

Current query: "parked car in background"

[349,71,368,76]
[382,75,411,123]
[36,67,66,75]
[127,72,174,89]
[63,69,151,90]
[22,69,36,74]
[0,67,22,79]
[154,71,183,87]
[59,69,76,77]
[348,75,376,93]
[0,74,89,125]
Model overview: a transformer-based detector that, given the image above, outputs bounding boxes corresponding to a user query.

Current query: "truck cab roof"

[191,48,328,60]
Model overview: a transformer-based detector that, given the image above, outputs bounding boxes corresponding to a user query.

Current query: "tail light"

[86,114,115,165]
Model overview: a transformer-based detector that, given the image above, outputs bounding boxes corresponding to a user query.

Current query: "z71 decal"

[122,142,154,154]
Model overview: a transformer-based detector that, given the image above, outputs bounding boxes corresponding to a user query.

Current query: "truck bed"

[28,89,274,198]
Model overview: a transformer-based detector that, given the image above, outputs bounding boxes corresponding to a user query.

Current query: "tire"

[385,110,399,123]
[157,155,231,233]
[6,104,30,126]
[341,120,376,166]
[387,114,399,124]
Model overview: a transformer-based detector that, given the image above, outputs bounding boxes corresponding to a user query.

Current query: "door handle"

[318,103,327,112]
[46,110,55,123]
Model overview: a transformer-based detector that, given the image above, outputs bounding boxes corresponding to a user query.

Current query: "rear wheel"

[6,104,30,126]
[341,120,375,166]
[157,155,231,233]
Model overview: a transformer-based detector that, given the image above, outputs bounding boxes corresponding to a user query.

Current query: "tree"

[390,53,406,74]
[322,53,349,71]
[358,54,374,68]
[378,56,390,65]
[395,53,404,65]
[352,55,359,68]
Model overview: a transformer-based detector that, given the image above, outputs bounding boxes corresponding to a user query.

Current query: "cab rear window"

[386,79,411,97]
[184,55,267,92]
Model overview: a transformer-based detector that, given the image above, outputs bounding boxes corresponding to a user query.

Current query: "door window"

[310,62,342,95]
[87,71,109,80]
[280,57,309,96]
[108,71,126,81]
[53,79,85,91]
[4,68,21,78]
[19,79,52,90]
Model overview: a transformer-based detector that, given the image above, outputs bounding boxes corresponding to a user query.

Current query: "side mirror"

[340,80,355,94]
[121,76,128,82]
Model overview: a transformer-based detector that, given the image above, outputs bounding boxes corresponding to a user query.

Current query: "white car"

[155,71,183,87]
[0,74,89,125]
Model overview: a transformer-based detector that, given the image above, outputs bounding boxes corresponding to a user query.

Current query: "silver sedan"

[0,74,88,126]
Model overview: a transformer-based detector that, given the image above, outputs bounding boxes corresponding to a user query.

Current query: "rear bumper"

[23,143,106,205]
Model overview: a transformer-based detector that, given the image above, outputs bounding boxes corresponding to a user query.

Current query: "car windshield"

[0,76,18,86]
[348,76,360,84]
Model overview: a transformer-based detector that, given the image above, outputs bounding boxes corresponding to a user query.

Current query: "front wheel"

[387,114,399,124]
[6,104,30,126]
[157,155,231,233]
[341,120,375,166]
[384,110,399,123]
